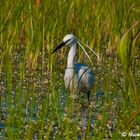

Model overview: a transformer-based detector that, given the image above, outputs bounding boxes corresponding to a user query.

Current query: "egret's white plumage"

[52,34,94,100]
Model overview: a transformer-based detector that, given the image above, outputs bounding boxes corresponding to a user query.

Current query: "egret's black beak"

[52,42,66,53]
[52,39,70,54]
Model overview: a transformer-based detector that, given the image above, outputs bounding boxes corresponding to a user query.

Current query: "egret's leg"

[87,91,90,100]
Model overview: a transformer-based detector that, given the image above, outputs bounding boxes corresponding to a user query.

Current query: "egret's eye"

[65,38,72,45]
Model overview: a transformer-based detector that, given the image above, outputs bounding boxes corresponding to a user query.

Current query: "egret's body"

[52,34,94,100]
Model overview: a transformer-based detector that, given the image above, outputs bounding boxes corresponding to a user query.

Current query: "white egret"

[52,34,94,100]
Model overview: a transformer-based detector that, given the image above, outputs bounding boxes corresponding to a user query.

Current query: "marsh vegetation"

[0,0,140,139]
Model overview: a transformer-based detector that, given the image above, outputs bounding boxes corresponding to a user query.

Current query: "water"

[0,50,140,139]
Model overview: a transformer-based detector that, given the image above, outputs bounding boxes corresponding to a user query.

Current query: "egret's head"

[63,34,77,45]
[52,34,77,53]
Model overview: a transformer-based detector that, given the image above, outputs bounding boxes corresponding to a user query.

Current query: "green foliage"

[117,22,140,130]
[0,0,140,139]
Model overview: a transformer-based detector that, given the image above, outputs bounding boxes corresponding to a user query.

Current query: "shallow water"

[0,50,140,139]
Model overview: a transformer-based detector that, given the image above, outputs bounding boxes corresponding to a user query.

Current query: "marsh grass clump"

[1,0,140,139]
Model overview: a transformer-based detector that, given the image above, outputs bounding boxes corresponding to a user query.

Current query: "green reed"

[1,0,140,139]
[117,22,140,130]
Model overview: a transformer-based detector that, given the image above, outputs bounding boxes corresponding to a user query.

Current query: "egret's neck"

[67,43,77,68]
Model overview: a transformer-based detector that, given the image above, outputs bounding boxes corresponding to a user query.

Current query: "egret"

[52,34,94,100]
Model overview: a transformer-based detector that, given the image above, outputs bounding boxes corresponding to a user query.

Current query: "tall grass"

[117,22,140,130]
[0,0,140,139]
